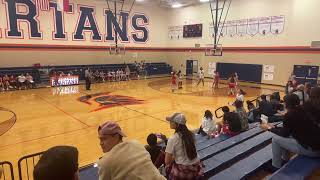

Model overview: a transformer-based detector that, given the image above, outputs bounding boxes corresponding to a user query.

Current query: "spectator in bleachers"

[234,100,249,131]
[220,106,242,136]
[17,74,27,90]
[3,74,10,91]
[9,75,17,89]
[305,82,312,97]
[259,95,276,117]
[97,121,165,180]
[261,90,320,171]
[26,73,36,89]
[293,84,309,105]
[285,80,294,95]
[33,146,79,180]
[0,76,4,91]
[145,133,168,168]
[236,89,246,102]
[165,113,204,179]
[198,110,216,136]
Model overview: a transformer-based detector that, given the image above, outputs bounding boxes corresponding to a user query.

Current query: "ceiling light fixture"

[199,0,210,2]
[172,3,182,8]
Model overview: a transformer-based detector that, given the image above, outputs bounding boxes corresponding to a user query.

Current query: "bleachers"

[203,131,274,177]
[210,144,272,180]
[268,155,320,180]
[0,67,40,83]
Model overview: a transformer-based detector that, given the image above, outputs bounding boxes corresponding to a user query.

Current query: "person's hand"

[260,123,273,131]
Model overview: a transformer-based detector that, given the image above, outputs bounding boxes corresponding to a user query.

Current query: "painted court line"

[36,95,90,127]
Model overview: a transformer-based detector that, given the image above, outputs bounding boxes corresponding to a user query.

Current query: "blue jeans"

[272,135,320,168]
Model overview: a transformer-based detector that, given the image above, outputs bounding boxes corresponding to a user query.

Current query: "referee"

[85,68,91,90]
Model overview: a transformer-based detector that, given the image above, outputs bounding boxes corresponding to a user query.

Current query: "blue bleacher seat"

[268,155,320,180]
[79,164,98,180]
[198,126,264,156]
[203,131,274,177]
[210,144,272,180]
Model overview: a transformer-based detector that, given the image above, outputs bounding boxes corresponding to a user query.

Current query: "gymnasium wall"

[166,0,320,86]
[0,0,320,86]
[0,0,169,66]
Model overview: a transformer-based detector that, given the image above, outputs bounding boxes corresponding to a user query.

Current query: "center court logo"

[77,92,145,112]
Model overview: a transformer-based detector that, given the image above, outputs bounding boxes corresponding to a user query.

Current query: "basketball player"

[212,71,220,89]
[85,68,91,90]
[177,70,183,89]
[197,67,205,86]
[171,71,178,92]
[228,74,236,96]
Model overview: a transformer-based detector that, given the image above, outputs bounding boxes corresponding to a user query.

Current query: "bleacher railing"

[0,161,14,180]
[18,152,43,180]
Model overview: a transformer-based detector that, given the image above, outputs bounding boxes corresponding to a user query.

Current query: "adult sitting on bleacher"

[26,73,36,89]
[259,95,275,117]
[97,121,165,180]
[197,110,216,137]
[145,133,168,168]
[17,74,27,90]
[260,89,320,171]
[33,146,79,180]
[293,84,309,105]
[2,74,10,91]
[219,106,242,136]
[234,100,249,131]
[165,113,204,179]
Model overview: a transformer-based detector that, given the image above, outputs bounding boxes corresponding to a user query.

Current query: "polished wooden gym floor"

[0,77,283,176]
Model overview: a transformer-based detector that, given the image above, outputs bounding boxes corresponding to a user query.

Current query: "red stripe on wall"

[0,44,320,54]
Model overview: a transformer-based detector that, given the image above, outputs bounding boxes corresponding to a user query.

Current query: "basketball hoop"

[205,44,223,56]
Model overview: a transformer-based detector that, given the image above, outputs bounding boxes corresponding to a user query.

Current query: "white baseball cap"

[166,113,186,125]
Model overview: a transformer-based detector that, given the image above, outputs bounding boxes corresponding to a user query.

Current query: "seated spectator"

[165,113,204,179]
[145,133,168,168]
[221,106,242,136]
[97,121,165,180]
[305,82,311,97]
[261,90,320,171]
[293,84,309,105]
[26,73,36,89]
[259,95,276,117]
[198,110,216,136]
[9,75,17,89]
[234,100,249,131]
[3,74,10,91]
[17,74,27,90]
[285,80,294,95]
[246,100,258,123]
[33,146,79,180]
[0,76,4,91]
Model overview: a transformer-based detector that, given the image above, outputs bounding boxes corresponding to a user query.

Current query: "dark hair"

[175,125,197,160]
[260,95,267,100]
[222,106,230,113]
[239,89,247,95]
[34,146,79,180]
[284,94,300,109]
[234,100,244,109]
[204,110,213,120]
[147,134,157,146]
[310,87,320,108]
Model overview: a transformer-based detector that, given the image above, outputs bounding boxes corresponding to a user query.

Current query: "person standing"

[85,68,91,90]
[197,67,205,86]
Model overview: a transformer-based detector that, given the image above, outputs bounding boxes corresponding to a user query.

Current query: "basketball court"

[0,0,320,179]
[0,78,282,167]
